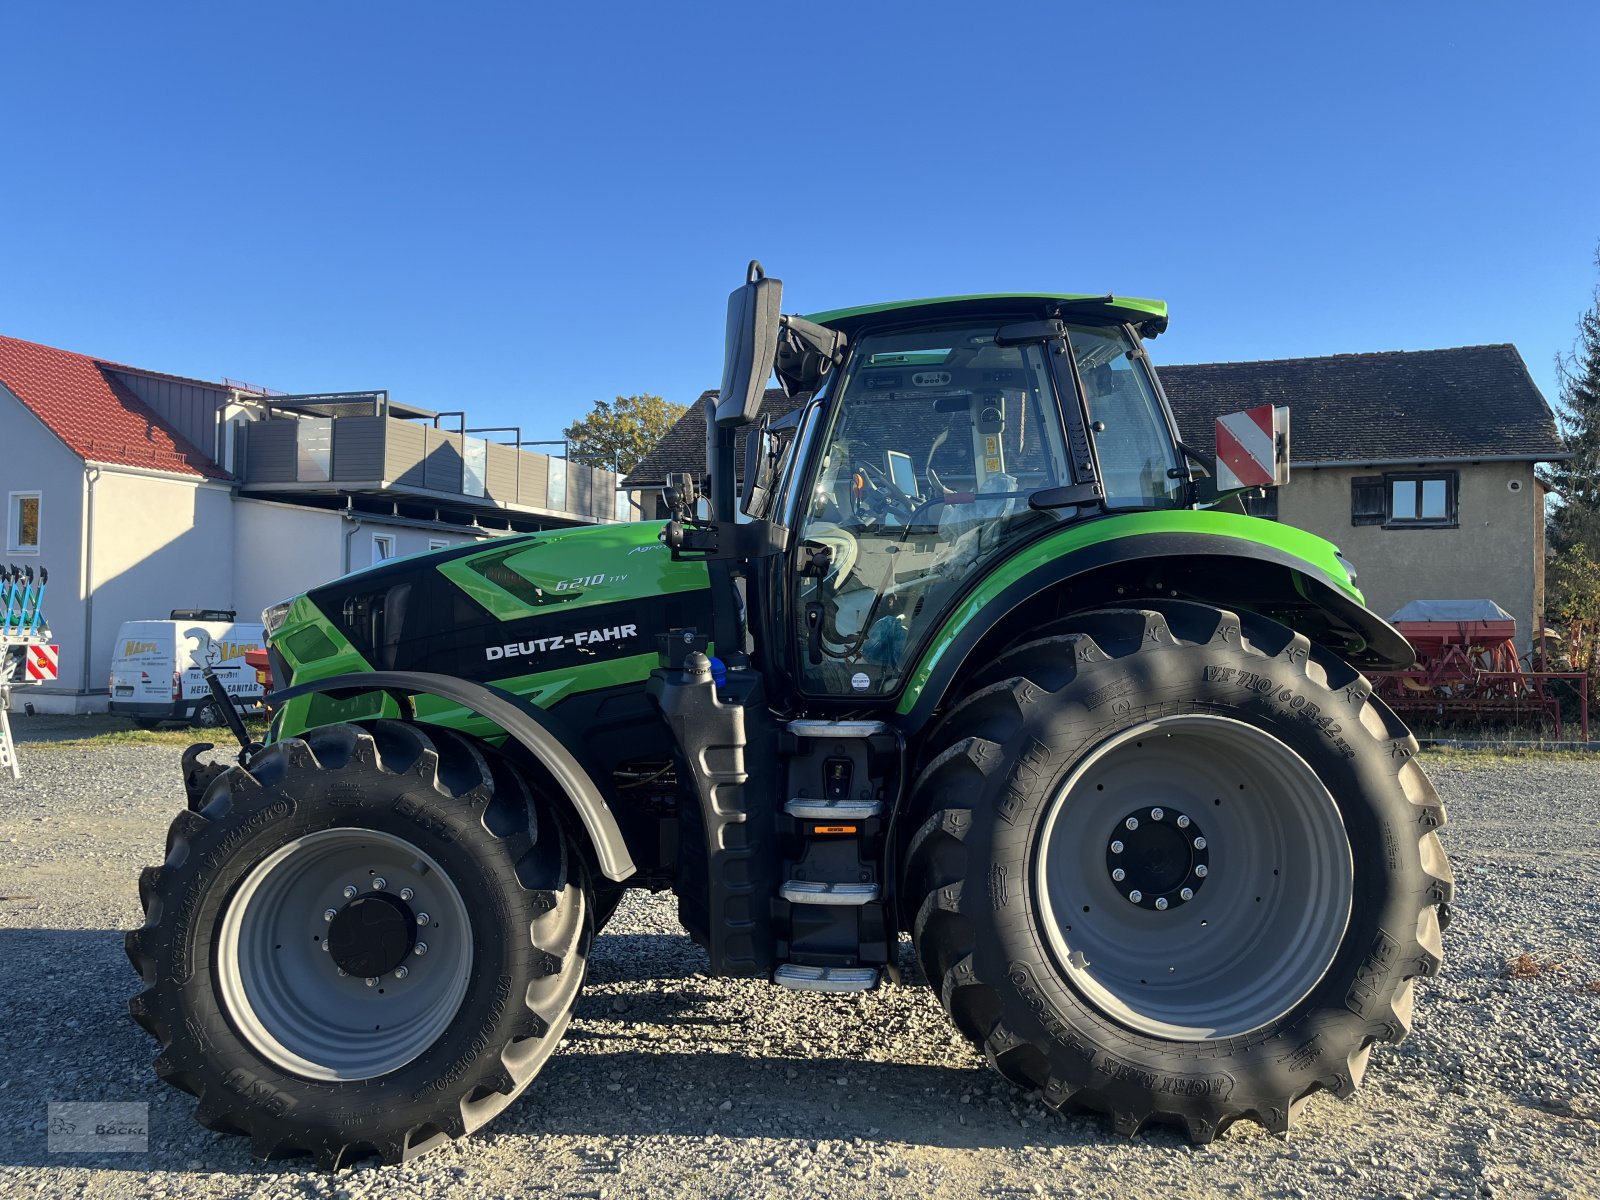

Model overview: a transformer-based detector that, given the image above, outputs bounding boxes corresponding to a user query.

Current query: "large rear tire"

[902,602,1452,1142]
[127,719,589,1169]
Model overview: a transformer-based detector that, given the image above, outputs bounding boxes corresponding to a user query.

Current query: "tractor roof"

[805,293,1169,338]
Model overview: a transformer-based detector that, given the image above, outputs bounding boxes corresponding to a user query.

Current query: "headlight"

[1335,555,1358,585]
[261,598,293,637]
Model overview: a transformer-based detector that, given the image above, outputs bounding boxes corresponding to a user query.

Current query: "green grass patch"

[31,724,269,752]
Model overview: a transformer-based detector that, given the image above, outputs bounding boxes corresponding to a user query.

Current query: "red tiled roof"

[0,335,229,478]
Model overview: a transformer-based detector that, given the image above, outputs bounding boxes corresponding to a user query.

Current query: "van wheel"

[192,701,227,729]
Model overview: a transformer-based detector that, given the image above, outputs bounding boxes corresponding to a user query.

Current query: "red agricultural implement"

[1371,600,1590,741]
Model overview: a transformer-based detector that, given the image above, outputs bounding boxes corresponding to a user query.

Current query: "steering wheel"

[851,461,918,524]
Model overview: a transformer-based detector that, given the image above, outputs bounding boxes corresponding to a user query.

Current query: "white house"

[1,334,631,712]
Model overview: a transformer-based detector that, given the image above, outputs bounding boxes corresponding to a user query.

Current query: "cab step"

[784,796,882,820]
[786,718,891,739]
[774,964,881,992]
[779,880,881,906]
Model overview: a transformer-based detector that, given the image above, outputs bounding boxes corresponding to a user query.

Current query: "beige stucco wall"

[231,499,485,623]
[86,467,237,697]
[1278,461,1541,649]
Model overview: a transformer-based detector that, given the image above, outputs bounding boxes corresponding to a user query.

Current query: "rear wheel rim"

[1033,714,1353,1041]
[217,828,474,1080]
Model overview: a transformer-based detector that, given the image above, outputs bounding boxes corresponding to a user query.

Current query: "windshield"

[790,323,1074,697]
[1067,323,1183,509]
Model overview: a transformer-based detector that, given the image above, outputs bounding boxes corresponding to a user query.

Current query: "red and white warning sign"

[25,644,60,682]
[1215,404,1290,492]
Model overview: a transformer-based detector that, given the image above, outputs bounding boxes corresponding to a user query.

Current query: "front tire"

[127,720,590,1168]
[902,603,1452,1142]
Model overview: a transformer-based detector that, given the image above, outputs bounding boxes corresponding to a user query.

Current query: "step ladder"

[771,718,900,993]
[2,629,58,783]
[0,694,15,782]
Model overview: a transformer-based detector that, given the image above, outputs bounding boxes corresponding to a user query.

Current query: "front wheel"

[127,720,590,1168]
[902,602,1452,1143]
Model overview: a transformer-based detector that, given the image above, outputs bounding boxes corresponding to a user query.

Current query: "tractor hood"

[269,522,711,720]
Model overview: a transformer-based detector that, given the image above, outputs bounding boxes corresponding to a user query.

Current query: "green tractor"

[127,265,1452,1167]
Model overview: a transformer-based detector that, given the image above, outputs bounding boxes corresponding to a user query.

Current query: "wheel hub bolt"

[321,940,331,952]
[372,877,388,891]
[400,888,414,901]
[342,885,359,900]
[337,968,348,977]
[416,912,429,924]
[393,966,409,980]
[1106,806,1209,911]
[365,977,378,988]
[414,942,429,956]
[323,909,337,922]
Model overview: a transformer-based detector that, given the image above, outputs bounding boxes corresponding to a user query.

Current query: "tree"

[1543,246,1600,708]
[562,394,687,474]
[1545,244,1600,556]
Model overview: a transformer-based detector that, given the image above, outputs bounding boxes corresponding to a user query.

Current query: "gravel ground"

[1,724,1597,1199]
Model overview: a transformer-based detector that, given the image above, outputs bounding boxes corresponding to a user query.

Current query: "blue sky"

[3,3,1598,444]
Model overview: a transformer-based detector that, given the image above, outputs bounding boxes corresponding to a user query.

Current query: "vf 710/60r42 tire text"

[902,602,1452,1143]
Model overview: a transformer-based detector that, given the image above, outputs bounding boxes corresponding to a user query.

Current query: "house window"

[1385,472,1458,527]
[427,539,450,551]
[1350,471,1459,528]
[1241,489,1278,520]
[7,492,40,553]
[372,534,396,562]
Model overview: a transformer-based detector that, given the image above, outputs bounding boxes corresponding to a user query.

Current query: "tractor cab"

[666,265,1285,707]
[775,308,1186,698]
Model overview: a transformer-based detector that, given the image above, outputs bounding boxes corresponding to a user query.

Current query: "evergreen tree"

[1545,245,1600,555]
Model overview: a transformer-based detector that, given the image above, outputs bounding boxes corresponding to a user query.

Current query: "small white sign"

[850,672,871,691]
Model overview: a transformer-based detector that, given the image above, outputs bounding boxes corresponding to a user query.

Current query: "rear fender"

[895,528,1413,730]
[267,670,636,882]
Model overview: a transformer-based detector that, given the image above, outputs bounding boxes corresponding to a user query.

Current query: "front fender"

[894,511,1412,728]
[267,670,636,882]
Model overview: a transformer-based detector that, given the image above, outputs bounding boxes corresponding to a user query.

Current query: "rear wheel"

[902,602,1452,1142]
[127,720,590,1168]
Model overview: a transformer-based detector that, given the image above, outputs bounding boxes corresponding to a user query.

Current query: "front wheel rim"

[1033,714,1353,1041]
[216,828,474,1080]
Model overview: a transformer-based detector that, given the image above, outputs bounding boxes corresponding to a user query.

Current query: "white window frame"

[372,533,396,563]
[7,491,41,555]
[427,538,450,551]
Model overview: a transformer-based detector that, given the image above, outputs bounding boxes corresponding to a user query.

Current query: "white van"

[108,611,267,728]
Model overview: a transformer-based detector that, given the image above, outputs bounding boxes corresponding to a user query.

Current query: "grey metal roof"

[625,344,1567,487]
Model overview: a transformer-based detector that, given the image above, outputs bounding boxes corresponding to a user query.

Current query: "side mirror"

[740,416,782,518]
[1214,404,1290,491]
[716,261,783,428]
